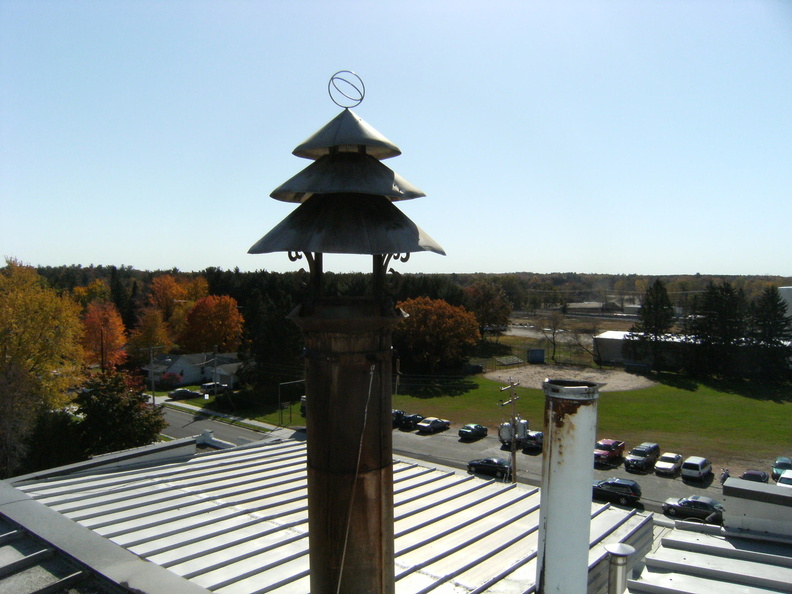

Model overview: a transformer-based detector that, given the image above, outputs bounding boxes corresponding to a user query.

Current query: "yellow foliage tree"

[0,259,84,476]
[72,278,110,309]
[126,307,173,368]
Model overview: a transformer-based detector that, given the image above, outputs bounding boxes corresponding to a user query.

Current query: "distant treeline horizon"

[32,263,792,314]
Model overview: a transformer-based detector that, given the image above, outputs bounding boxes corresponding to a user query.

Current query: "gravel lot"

[485,363,657,392]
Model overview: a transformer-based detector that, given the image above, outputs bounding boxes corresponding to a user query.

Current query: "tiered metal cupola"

[248,72,444,297]
[249,72,443,593]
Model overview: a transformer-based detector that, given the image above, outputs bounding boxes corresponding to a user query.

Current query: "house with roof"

[141,352,241,388]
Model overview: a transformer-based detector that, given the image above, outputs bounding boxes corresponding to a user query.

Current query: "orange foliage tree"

[394,297,480,372]
[148,274,188,321]
[82,302,128,371]
[148,274,209,340]
[179,295,244,353]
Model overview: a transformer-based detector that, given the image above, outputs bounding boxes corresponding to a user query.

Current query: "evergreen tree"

[238,288,304,403]
[625,279,675,370]
[748,286,792,380]
[686,282,749,377]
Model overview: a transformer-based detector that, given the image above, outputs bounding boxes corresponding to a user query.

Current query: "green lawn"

[393,374,792,468]
[164,373,791,469]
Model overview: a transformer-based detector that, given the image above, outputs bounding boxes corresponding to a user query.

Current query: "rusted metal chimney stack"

[249,72,443,593]
[536,379,601,594]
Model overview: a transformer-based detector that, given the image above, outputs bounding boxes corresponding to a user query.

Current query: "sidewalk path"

[164,400,306,442]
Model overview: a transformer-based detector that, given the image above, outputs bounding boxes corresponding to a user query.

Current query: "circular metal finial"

[328,70,365,108]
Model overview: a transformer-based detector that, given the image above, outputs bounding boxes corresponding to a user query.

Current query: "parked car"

[772,456,792,481]
[201,382,228,395]
[468,457,512,479]
[392,410,406,427]
[399,413,425,431]
[168,388,202,400]
[592,478,642,506]
[778,469,792,489]
[416,417,451,433]
[662,495,724,524]
[522,430,544,452]
[458,423,488,440]
[654,452,683,476]
[739,470,769,483]
[681,456,712,480]
[624,442,661,472]
[594,439,625,466]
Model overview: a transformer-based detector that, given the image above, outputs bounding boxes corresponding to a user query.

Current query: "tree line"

[4,260,790,477]
[626,279,792,381]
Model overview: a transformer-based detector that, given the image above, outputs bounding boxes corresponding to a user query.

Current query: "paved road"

[162,405,726,516]
[162,407,277,445]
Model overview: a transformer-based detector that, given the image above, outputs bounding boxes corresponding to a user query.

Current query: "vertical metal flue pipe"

[604,543,636,594]
[292,299,402,594]
[536,379,601,594]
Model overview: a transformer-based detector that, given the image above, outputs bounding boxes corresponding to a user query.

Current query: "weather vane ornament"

[328,70,365,108]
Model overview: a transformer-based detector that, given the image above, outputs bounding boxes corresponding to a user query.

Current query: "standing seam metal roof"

[11,439,650,593]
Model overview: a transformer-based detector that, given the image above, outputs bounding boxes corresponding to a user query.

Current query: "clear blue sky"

[2,1,791,277]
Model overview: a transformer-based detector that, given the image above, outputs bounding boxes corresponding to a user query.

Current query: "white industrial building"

[781,286,792,316]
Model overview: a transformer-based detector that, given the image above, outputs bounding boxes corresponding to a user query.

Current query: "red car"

[594,439,625,465]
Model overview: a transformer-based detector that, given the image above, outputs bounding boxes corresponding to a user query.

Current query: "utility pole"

[141,345,164,405]
[213,345,219,386]
[499,377,520,484]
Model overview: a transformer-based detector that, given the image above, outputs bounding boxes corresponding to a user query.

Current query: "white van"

[681,456,712,480]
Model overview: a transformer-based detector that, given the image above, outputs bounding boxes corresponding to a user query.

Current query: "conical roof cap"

[292,109,401,160]
[271,153,424,203]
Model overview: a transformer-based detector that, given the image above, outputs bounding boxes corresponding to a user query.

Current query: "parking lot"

[391,426,725,515]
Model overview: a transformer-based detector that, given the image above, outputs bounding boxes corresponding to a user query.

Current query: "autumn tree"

[179,295,244,353]
[463,280,512,340]
[75,371,166,457]
[82,301,128,371]
[148,274,209,339]
[0,259,84,477]
[72,278,110,308]
[148,274,187,320]
[125,307,173,368]
[393,297,480,372]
